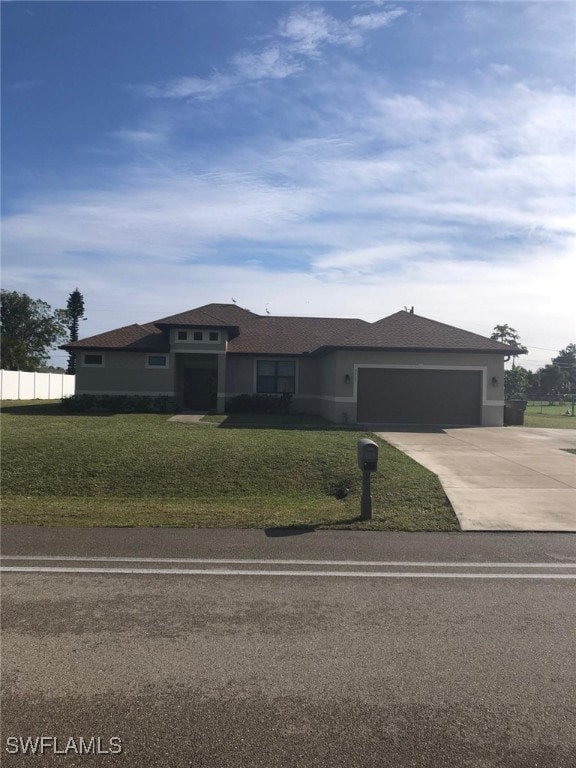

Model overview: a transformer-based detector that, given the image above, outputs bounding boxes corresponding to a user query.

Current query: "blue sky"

[2,1,575,370]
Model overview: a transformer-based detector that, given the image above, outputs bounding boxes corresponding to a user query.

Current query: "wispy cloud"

[109,129,167,146]
[4,3,574,371]
[136,5,406,100]
[5,79,41,94]
[6,80,573,274]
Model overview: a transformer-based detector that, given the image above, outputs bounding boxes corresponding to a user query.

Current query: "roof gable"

[362,311,521,353]
[154,303,259,327]
[61,323,167,351]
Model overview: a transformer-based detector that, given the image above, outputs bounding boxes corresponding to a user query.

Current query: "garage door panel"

[357,369,482,425]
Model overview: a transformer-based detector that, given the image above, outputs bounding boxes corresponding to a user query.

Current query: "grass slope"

[1,402,458,530]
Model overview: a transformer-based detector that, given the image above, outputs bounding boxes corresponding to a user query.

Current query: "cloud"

[5,54,574,373]
[350,8,406,31]
[137,5,406,100]
[5,80,41,94]
[232,46,303,81]
[277,6,405,53]
[139,73,235,100]
[6,79,574,271]
[109,129,167,145]
[487,62,514,78]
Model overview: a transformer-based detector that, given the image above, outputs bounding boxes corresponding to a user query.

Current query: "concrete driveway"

[376,427,576,532]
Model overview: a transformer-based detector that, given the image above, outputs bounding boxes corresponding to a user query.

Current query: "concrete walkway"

[168,414,215,425]
[375,427,576,532]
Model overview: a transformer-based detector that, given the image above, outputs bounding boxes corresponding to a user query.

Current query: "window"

[146,355,168,368]
[83,353,104,367]
[174,329,220,343]
[256,360,296,394]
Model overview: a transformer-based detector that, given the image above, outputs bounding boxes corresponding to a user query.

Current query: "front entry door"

[183,367,217,410]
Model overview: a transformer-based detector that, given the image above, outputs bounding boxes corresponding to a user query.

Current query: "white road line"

[2,556,575,568]
[1,566,576,579]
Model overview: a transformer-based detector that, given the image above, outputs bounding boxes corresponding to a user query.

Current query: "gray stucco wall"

[75,351,175,395]
[223,351,505,425]
[318,350,505,425]
[75,347,505,426]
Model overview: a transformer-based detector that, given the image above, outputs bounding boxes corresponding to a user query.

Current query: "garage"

[357,368,482,425]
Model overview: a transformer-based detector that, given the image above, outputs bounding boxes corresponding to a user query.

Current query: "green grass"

[1,401,459,531]
[523,403,576,430]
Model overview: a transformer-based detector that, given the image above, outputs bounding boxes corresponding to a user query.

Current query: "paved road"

[2,527,576,767]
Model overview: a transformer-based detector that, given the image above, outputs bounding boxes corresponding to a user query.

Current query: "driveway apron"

[375,427,576,531]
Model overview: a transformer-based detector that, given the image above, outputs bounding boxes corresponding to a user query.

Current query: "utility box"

[357,438,379,472]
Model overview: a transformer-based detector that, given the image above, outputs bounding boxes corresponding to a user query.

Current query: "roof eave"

[311,345,522,357]
[60,344,170,353]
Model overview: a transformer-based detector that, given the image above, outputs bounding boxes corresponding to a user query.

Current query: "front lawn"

[1,401,459,530]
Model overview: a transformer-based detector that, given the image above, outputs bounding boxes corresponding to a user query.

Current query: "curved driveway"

[376,427,576,531]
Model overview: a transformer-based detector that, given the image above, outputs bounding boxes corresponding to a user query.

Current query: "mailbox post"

[357,438,379,520]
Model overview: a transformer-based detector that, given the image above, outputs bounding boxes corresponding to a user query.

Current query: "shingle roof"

[325,311,521,354]
[154,303,258,328]
[61,323,168,351]
[62,304,522,356]
[227,316,372,354]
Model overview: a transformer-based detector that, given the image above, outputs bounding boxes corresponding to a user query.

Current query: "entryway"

[175,354,218,411]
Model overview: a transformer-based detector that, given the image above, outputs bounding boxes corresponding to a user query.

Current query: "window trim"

[145,354,169,369]
[82,352,105,367]
[255,359,297,395]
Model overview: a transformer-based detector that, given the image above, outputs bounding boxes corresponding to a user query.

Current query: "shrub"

[62,394,178,414]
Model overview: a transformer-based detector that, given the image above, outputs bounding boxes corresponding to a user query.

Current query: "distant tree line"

[1,289,86,373]
[490,325,575,400]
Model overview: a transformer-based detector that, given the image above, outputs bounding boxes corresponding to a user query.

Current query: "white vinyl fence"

[0,370,75,400]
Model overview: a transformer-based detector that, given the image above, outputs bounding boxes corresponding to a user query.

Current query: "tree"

[537,364,569,400]
[504,366,529,400]
[490,324,528,367]
[62,288,86,374]
[552,343,576,392]
[0,290,67,371]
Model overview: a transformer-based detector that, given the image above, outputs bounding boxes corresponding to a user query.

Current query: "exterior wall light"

[491,376,498,386]
[344,374,351,385]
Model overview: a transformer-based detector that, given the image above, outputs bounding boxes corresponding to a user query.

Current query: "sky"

[2,0,575,371]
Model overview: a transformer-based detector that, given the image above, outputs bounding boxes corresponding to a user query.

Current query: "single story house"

[62,303,523,426]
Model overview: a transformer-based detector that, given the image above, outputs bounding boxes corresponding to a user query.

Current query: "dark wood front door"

[183,367,217,410]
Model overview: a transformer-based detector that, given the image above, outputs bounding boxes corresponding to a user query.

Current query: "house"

[61,303,523,426]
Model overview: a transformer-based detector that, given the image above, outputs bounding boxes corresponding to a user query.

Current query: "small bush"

[62,394,178,414]
[225,392,292,415]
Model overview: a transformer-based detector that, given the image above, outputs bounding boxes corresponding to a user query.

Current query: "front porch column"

[216,353,226,414]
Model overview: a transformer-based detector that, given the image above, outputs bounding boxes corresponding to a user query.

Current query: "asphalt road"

[2,527,576,768]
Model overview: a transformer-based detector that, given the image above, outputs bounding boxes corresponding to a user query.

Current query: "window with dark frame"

[209,331,219,342]
[193,331,203,341]
[147,355,167,367]
[84,353,103,366]
[256,360,296,394]
[177,330,187,341]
